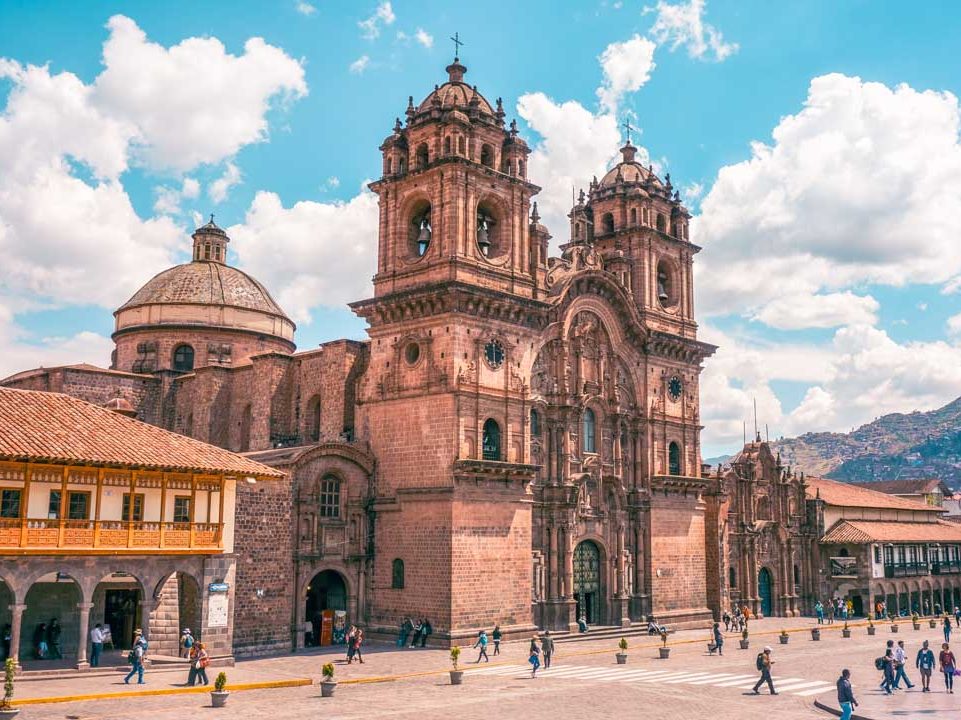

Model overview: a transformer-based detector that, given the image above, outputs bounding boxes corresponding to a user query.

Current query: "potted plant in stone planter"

[320,663,337,698]
[658,630,671,659]
[779,629,789,645]
[211,671,229,708]
[616,637,628,664]
[891,619,899,633]
[930,616,939,629]
[912,613,921,630]
[739,626,750,650]
[811,625,821,641]
[449,646,463,685]
[867,617,876,636]
[0,658,19,720]
[842,622,851,638]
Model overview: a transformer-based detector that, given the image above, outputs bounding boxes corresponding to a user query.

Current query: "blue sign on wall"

[208,582,230,593]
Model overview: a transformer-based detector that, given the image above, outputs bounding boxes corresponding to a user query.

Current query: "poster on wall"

[830,556,858,578]
[207,592,229,628]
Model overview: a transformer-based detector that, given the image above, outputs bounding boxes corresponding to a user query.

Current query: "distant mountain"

[771,397,961,488]
[704,453,733,468]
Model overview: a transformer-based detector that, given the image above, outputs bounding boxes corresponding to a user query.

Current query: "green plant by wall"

[1,658,14,709]
[450,645,461,671]
[322,663,335,681]
[618,637,628,652]
[214,672,227,693]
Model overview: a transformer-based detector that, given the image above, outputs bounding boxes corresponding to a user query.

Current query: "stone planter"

[616,653,628,665]
[913,623,921,631]
[449,670,464,685]
[658,647,671,659]
[811,629,820,641]
[210,691,229,708]
[867,626,876,636]
[320,681,337,698]
[891,625,899,633]
[930,620,938,628]
[739,639,750,649]
[0,708,21,720]
[842,629,851,638]
[779,635,789,645]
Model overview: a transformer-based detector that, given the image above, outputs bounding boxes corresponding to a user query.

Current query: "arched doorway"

[305,570,347,647]
[94,572,144,651]
[0,579,12,661]
[151,572,201,657]
[573,541,602,625]
[758,567,773,617]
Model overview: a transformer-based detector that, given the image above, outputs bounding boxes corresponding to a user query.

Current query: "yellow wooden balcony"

[0,518,223,554]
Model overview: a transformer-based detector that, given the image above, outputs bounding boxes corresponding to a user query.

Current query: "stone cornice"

[647,330,717,364]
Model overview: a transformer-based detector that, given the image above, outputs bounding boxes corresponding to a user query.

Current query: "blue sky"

[2,0,961,456]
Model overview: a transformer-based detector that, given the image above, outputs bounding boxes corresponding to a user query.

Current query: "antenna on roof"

[753,397,758,441]
[765,423,769,443]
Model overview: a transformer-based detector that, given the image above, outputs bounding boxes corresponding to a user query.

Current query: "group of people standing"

[876,637,956,695]
[396,617,432,648]
[346,625,364,664]
[32,619,63,659]
[722,605,750,632]
[815,597,854,624]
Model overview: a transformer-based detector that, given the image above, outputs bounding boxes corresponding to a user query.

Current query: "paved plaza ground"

[13,617,961,719]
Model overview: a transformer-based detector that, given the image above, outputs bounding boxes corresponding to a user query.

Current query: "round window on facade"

[404,342,421,365]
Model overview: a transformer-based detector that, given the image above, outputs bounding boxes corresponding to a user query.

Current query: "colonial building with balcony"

[807,477,961,617]
[0,387,283,668]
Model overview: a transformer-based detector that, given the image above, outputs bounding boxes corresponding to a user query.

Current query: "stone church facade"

[3,57,720,649]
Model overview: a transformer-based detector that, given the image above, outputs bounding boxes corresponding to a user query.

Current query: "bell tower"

[369,56,546,298]
[352,55,545,644]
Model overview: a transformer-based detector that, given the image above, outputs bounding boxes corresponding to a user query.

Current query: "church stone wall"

[649,494,710,620]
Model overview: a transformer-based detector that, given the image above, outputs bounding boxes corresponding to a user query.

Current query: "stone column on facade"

[614,525,630,626]
[549,525,559,600]
[8,603,25,668]
[139,598,156,644]
[75,602,93,668]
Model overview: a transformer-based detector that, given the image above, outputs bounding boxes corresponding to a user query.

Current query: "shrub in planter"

[779,630,789,645]
[891,623,899,633]
[0,658,19,720]
[320,663,337,698]
[211,671,229,708]
[739,628,750,649]
[842,622,851,638]
[658,631,671,659]
[616,637,628,664]
[912,613,921,630]
[450,646,464,685]
[811,627,821,641]
[930,618,939,628]
[867,619,876,636]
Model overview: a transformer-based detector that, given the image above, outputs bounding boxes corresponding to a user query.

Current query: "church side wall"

[649,492,711,624]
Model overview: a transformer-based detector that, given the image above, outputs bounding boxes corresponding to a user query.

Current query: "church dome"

[414,59,495,117]
[598,142,660,189]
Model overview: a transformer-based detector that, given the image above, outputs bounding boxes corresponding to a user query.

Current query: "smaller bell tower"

[369,57,545,299]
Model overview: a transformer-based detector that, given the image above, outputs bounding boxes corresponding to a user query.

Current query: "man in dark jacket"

[836,669,857,720]
[541,631,555,668]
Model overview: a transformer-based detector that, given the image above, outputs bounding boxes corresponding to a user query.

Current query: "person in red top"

[939,642,956,693]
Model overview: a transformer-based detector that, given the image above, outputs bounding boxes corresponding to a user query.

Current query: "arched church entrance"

[573,540,602,625]
[305,570,347,647]
[758,567,773,618]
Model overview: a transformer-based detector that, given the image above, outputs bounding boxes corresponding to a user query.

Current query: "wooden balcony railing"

[0,518,223,552]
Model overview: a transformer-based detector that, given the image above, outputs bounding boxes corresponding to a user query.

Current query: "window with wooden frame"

[122,493,144,522]
[173,496,191,523]
[48,490,62,519]
[319,475,341,519]
[0,489,21,519]
[67,491,90,520]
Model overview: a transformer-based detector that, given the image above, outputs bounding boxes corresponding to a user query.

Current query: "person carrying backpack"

[473,630,489,663]
[752,646,777,695]
[124,631,146,685]
[180,628,194,659]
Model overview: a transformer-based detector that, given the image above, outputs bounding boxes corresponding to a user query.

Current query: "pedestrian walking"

[936,602,943,617]
[89,623,104,668]
[33,623,48,659]
[410,618,423,648]
[954,607,961,628]
[722,611,731,632]
[892,640,915,689]
[827,601,835,625]
[879,649,895,694]
[916,639,935,692]
[815,600,824,625]
[944,615,952,644]
[473,630,489,663]
[48,618,62,659]
[124,632,146,685]
[712,622,724,656]
[528,637,541,678]
[419,620,431,648]
[939,642,956,693]
[188,642,209,686]
[752,646,777,695]
[180,628,194,659]
[836,669,858,720]
[542,631,554,669]
[492,624,502,655]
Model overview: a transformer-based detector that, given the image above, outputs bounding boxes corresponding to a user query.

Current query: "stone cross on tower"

[621,118,634,144]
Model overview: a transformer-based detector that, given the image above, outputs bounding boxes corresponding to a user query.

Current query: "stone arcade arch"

[151,571,203,657]
[22,572,82,664]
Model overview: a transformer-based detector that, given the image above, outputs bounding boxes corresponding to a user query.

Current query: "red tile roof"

[0,387,283,477]
[850,478,950,496]
[822,519,961,544]
[805,477,941,513]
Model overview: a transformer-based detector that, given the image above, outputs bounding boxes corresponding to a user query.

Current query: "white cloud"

[751,292,879,330]
[358,2,395,40]
[228,185,379,323]
[0,16,306,309]
[415,28,434,49]
[942,276,961,295]
[596,34,657,114]
[350,55,371,74]
[295,1,316,16]
[696,74,961,326]
[647,0,738,61]
[948,313,961,336]
[94,16,306,172]
[209,162,242,203]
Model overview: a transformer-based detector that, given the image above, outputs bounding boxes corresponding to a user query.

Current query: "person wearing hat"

[124,630,146,685]
[752,646,777,695]
[180,628,194,659]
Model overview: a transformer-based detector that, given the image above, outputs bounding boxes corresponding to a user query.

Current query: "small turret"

[192,215,229,264]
